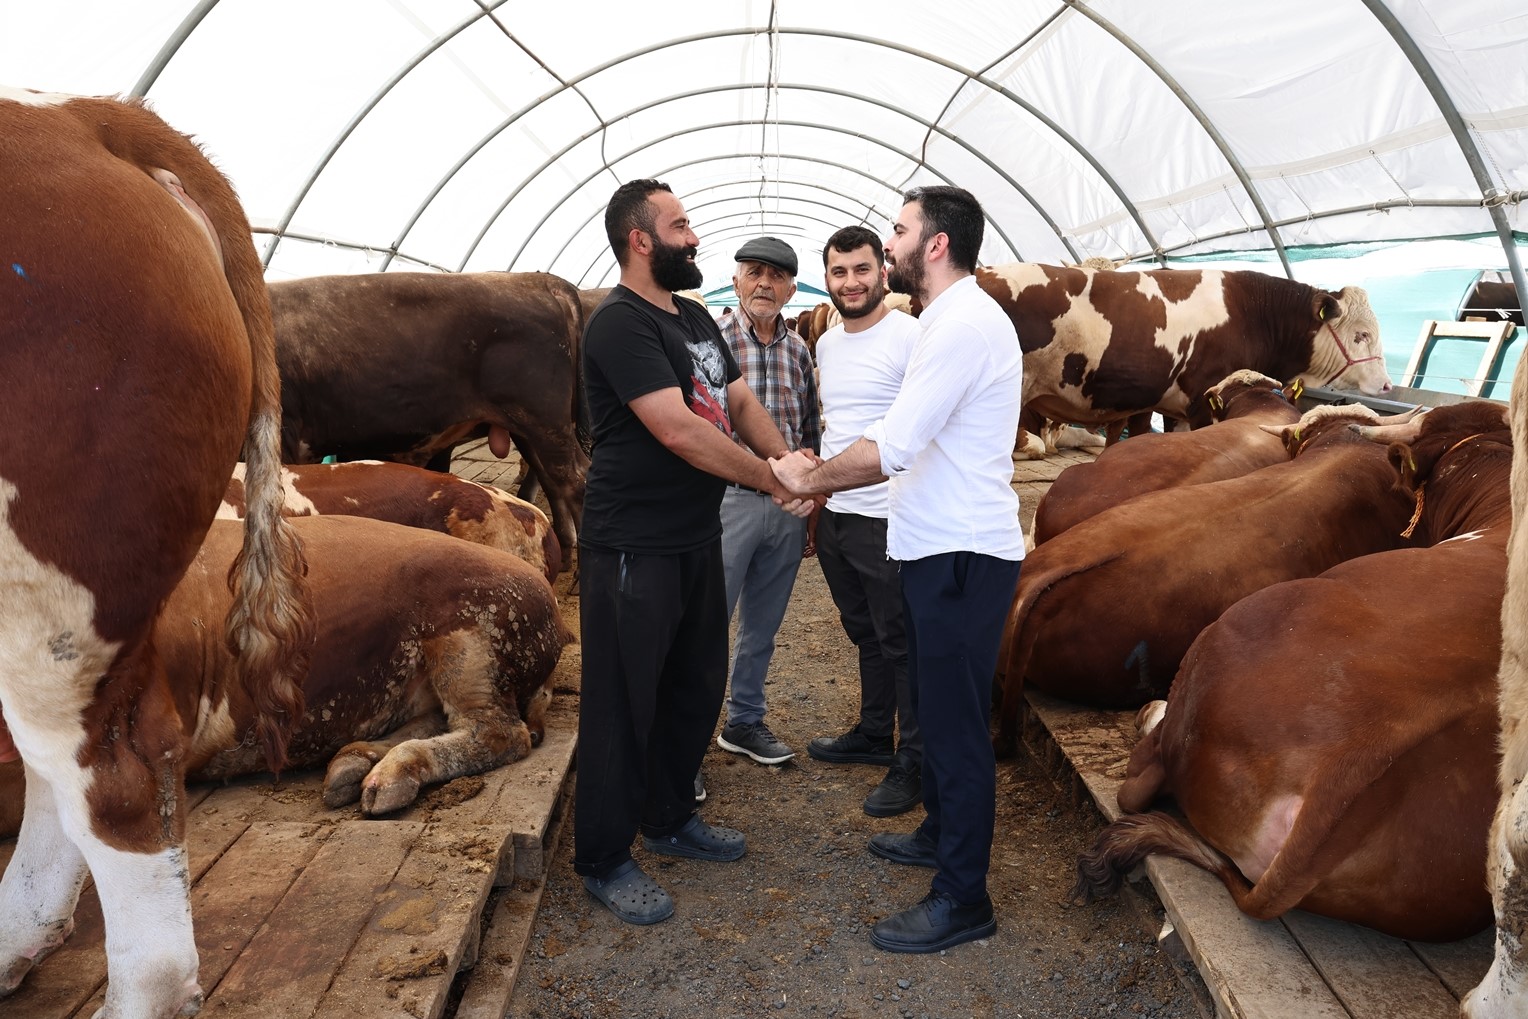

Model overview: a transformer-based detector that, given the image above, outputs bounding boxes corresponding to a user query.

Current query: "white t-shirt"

[815,309,922,519]
[864,275,1025,562]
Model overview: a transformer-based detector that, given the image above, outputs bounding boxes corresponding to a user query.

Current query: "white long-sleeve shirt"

[863,275,1025,562]
[815,309,922,519]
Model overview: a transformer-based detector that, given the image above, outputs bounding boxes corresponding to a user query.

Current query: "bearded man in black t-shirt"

[574,179,815,926]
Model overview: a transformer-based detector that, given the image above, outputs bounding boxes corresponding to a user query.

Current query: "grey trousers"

[719,485,807,727]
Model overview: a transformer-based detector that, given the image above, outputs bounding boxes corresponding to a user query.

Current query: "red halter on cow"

[0,89,313,1017]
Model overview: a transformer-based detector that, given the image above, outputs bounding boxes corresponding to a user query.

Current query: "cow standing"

[1031,370,1301,544]
[1075,400,1512,942]
[976,263,1393,444]
[0,90,312,1018]
[271,271,589,561]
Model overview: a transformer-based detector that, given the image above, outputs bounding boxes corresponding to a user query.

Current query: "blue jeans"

[719,485,807,727]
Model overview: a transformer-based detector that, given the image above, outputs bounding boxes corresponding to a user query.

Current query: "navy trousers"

[573,540,728,878]
[900,551,1023,905]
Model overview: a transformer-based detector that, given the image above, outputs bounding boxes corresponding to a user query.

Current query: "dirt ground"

[503,537,1208,1019]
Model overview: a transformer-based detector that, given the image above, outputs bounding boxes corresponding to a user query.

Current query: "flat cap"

[734,236,798,277]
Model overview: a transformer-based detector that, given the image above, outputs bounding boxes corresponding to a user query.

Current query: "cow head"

[1203,370,1285,423]
[1297,286,1393,397]
[1259,403,1381,456]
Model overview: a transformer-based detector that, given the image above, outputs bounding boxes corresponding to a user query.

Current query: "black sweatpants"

[815,509,919,759]
[573,540,728,878]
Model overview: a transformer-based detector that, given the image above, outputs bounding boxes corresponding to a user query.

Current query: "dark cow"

[0,515,570,835]
[270,270,588,561]
[975,263,1393,447]
[0,89,313,1017]
[219,460,561,584]
[1075,399,1512,942]
[993,404,1421,751]
[1030,371,1301,544]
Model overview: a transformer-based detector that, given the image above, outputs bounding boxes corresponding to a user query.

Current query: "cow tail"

[556,277,592,453]
[1071,812,1247,905]
[205,174,315,773]
[97,99,315,770]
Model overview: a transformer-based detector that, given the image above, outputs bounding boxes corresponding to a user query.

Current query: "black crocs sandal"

[642,815,747,862]
[583,859,674,925]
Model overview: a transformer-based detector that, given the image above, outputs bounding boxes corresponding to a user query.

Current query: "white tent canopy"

[7,0,1525,303]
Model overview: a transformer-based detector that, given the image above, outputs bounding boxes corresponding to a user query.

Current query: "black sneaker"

[807,726,895,765]
[717,721,795,765]
[863,756,922,817]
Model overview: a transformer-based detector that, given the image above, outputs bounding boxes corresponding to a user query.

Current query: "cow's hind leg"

[0,763,87,994]
[322,710,446,807]
[358,629,531,816]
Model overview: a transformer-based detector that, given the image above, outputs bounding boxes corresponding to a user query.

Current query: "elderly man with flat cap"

[705,236,822,781]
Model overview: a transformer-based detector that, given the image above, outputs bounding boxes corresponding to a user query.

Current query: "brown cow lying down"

[219,460,561,584]
[0,515,570,836]
[993,403,1421,749]
[1073,399,1511,942]
[1031,371,1302,545]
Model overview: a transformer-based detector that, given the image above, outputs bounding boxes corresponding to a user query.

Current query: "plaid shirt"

[719,311,821,455]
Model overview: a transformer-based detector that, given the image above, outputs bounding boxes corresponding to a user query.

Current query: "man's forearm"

[731,395,791,459]
[668,413,780,490]
[794,437,887,494]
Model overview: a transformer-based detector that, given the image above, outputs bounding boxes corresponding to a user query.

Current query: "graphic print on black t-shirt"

[686,337,731,434]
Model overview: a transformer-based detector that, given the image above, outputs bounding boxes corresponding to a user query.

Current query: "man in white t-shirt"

[772,186,1024,955]
[807,225,924,819]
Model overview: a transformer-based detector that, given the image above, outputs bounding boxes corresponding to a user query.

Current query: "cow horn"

[1373,405,1425,425]
[1356,417,1427,444]
[1258,423,1294,438]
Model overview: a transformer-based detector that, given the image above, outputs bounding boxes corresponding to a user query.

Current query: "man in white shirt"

[807,225,925,819]
[772,186,1024,954]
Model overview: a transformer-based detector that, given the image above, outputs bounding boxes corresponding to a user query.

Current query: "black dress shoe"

[870,891,996,954]
[867,829,938,869]
[863,756,922,817]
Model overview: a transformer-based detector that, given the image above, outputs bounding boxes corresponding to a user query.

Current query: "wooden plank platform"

[1022,690,1494,1019]
[0,695,578,1019]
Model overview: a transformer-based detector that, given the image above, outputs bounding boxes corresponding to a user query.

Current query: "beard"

[652,236,703,292]
[886,245,925,298]
[830,275,888,320]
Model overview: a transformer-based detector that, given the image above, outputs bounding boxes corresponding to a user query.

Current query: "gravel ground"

[504,548,1208,1019]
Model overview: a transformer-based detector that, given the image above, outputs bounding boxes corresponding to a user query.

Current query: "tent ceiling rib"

[549,154,920,285]
[1359,0,1528,313]
[467,81,1085,273]
[494,121,1036,277]
[13,1,1522,295]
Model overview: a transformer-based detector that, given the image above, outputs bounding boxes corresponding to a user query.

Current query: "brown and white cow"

[1075,399,1512,942]
[993,404,1421,752]
[976,263,1393,445]
[0,90,313,1018]
[1465,354,1528,1018]
[1030,371,1301,545]
[219,460,561,584]
[271,270,588,562]
[0,515,570,837]
[177,517,567,813]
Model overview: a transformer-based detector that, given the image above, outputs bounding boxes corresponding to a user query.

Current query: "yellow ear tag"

[1318,306,1326,321]
[1289,378,1304,400]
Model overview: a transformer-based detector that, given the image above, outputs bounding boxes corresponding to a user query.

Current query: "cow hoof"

[0,917,75,994]
[361,773,422,817]
[322,756,376,808]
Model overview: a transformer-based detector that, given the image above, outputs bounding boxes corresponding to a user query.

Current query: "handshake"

[766,449,824,518]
